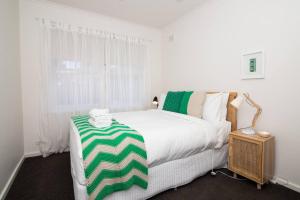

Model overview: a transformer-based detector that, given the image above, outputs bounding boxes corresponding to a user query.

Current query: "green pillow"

[179,91,193,114]
[163,91,185,113]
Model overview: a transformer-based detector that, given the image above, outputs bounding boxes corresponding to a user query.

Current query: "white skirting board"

[271,177,300,193]
[0,156,24,200]
[24,151,41,158]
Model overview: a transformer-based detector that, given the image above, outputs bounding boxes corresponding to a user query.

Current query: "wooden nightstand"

[228,131,275,189]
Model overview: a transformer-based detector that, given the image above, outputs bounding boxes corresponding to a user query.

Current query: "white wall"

[18,0,300,192]
[20,0,163,155]
[0,0,24,197]
[162,0,300,190]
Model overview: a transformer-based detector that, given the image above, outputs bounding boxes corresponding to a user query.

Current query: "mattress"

[70,110,231,199]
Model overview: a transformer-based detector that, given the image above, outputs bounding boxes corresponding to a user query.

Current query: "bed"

[70,92,237,200]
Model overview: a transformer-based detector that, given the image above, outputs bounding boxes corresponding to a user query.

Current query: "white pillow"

[203,92,229,123]
[221,92,229,120]
[158,93,166,110]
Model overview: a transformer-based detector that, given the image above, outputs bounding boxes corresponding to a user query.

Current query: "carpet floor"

[5,153,300,200]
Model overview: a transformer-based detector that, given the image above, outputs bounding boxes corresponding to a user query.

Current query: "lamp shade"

[230,95,245,109]
[152,96,158,105]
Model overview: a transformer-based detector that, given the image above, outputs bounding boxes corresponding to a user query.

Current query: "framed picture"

[241,50,264,79]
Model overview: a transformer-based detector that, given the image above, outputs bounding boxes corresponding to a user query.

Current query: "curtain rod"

[35,17,152,43]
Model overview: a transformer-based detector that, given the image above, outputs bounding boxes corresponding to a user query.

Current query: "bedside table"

[228,131,275,189]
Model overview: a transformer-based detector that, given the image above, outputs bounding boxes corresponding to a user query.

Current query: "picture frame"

[241,50,264,79]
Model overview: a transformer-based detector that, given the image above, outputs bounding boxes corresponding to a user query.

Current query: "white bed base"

[71,144,228,200]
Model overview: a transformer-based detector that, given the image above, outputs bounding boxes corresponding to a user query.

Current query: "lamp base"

[240,127,256,135]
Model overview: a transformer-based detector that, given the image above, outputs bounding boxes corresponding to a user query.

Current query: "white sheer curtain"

[38,20,149,156]
[106,37,148,111]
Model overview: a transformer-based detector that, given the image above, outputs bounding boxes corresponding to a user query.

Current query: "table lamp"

[230,93,262,135]
[152,96,158,108]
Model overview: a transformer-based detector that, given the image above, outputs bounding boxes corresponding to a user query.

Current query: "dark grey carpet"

[5,153,300,200]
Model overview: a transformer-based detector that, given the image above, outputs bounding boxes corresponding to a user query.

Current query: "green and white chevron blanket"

[72,115,148,200]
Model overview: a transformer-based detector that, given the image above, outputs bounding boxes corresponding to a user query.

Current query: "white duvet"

[70,109,231,185]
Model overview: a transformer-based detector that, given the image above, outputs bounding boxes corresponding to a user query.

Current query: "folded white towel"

[89,119,111,128]
[90,118,112,125]
[90,115,112,122]
[89,109,109,117]
[89,109,112,127]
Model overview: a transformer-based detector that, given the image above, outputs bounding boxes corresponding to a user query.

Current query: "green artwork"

[249,58,256,72]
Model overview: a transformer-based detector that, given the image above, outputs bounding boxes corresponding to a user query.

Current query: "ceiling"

[48,0,204,28]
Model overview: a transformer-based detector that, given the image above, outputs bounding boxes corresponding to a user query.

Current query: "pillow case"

[202,92,229,123]
[179,91,193,114]
[186,91,206,118]
[158,93,166,110]
[163,91,185,113]
[221,92,229,120]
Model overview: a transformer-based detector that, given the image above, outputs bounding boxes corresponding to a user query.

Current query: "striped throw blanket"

[72,115,148,200]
